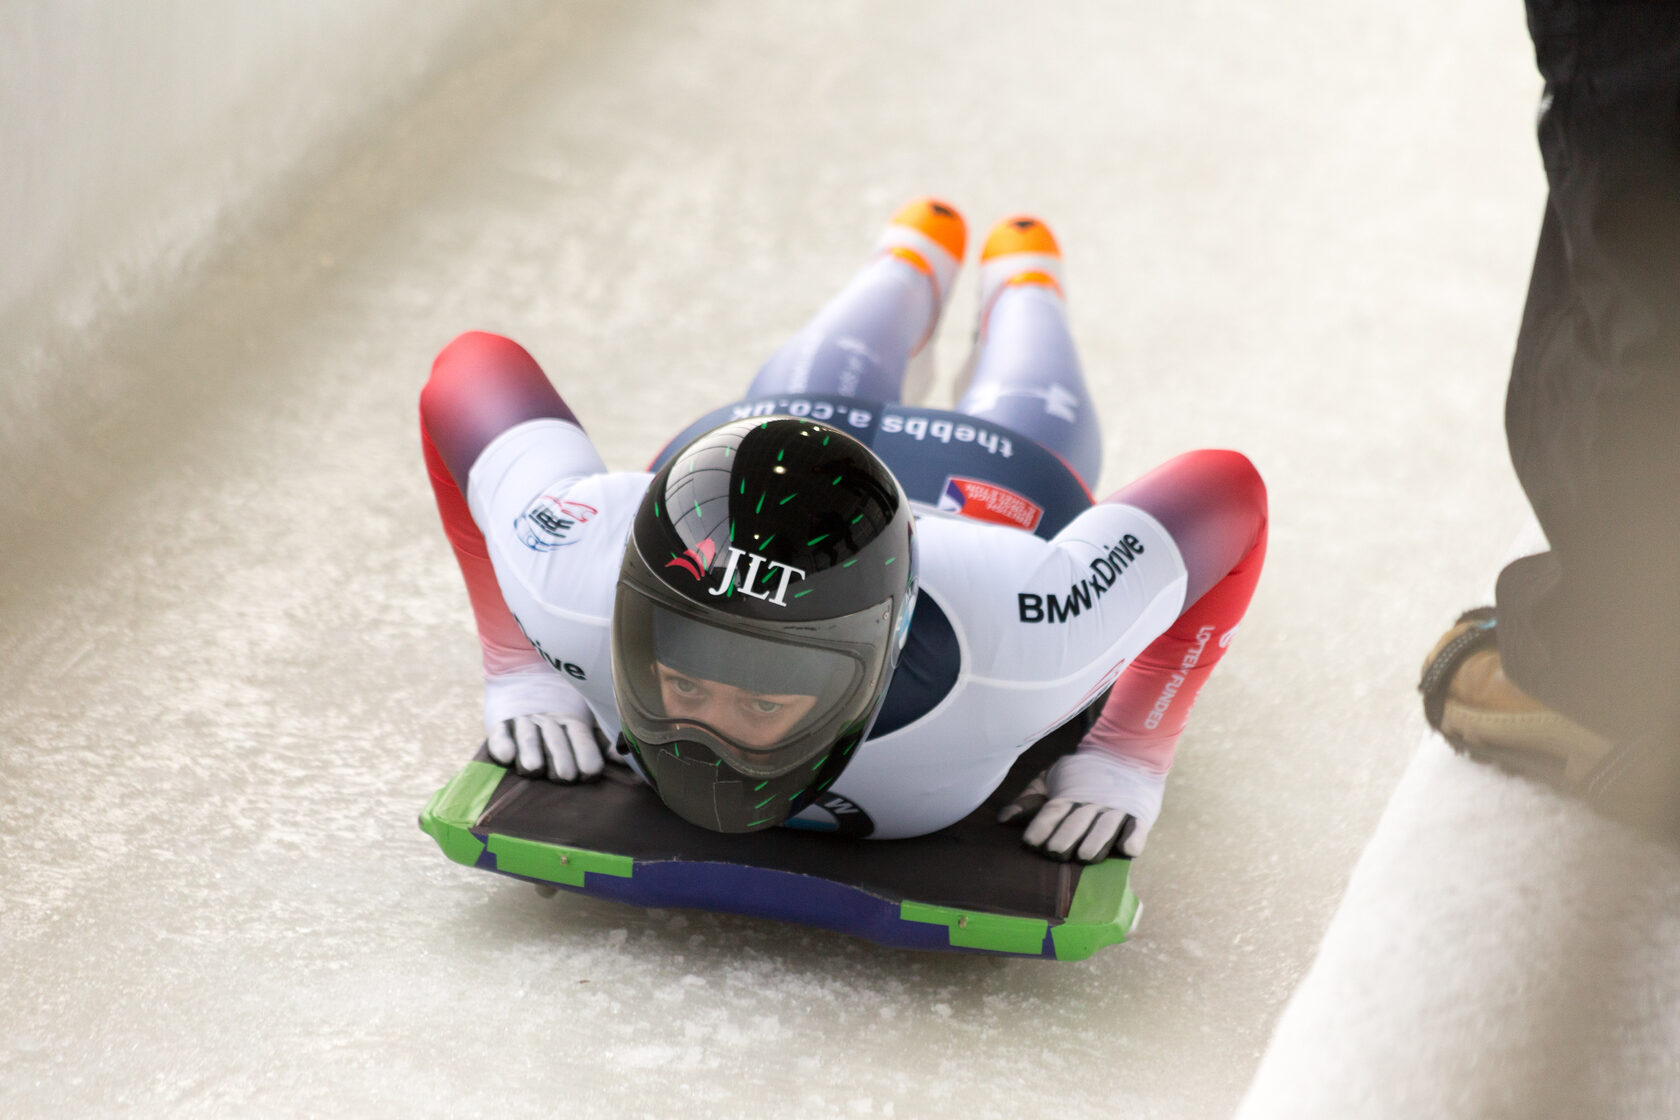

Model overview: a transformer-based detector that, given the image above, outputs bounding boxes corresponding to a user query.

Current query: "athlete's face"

[654,663,818,748]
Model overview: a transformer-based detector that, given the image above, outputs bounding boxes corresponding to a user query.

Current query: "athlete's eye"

[669,677,702,696]
[749,698,783,715]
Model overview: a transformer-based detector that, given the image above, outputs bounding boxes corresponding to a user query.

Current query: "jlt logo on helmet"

[711,547,807,606]
[666,541,807,606]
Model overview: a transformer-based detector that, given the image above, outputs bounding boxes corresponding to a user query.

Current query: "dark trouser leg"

[1496,1,1680,746]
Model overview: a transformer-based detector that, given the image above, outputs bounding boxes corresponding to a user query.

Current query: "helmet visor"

[613,581,894,778]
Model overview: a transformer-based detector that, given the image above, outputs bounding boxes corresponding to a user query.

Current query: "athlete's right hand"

[482,666,605,783]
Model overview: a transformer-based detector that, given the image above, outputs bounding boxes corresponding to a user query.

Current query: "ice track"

[6,3,1673,1118]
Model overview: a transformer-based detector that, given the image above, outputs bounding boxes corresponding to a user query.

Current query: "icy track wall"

[0,0,538,382]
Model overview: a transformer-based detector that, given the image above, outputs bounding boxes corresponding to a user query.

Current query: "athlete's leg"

[746,198,965,404]
[953,216,1104,490]
[419,330,582,676]
[1084,450,1269,775]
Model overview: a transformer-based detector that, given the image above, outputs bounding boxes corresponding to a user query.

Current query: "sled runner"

[420,716,1140,961]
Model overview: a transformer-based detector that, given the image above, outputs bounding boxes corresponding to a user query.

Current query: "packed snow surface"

[1236,531,1680,1120]
[8,3,1672,1118]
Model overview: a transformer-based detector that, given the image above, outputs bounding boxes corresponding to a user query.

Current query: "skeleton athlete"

[420,199,1267,861]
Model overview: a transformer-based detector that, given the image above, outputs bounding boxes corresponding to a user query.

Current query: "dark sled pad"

[420,736,1139,961]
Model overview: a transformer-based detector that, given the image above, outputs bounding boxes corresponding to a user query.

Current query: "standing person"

[421,199,1267,861]
[1420,1,1680,837]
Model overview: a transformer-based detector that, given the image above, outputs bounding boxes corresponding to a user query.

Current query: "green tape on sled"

[486,833,633,889]
[1050,858,1140,961]
[899,901,1050,956]
[420,760,506,866]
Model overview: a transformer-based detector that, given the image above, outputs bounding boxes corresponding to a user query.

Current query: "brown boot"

[1420,609,1680,839]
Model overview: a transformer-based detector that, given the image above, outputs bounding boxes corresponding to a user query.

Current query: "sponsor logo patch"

[1018,533,1147,623]
[937,475,1043,531]
[514,496,597,552]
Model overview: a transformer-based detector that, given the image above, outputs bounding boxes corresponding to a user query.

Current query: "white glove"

[482,665,605,783]
[997,749,1167,862]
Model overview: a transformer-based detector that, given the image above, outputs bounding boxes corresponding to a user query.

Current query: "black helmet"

[612,417,917,832]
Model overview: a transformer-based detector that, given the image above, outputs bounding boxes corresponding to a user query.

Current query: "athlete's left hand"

[997,750,1166,862]
[487,713,605,783]
[482,665,604,783]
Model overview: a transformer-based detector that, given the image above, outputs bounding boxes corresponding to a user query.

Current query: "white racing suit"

[420,246,1267,844]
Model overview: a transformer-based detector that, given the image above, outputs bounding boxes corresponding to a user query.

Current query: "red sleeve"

[418,331,580,677]
[1084,450,1269,772]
